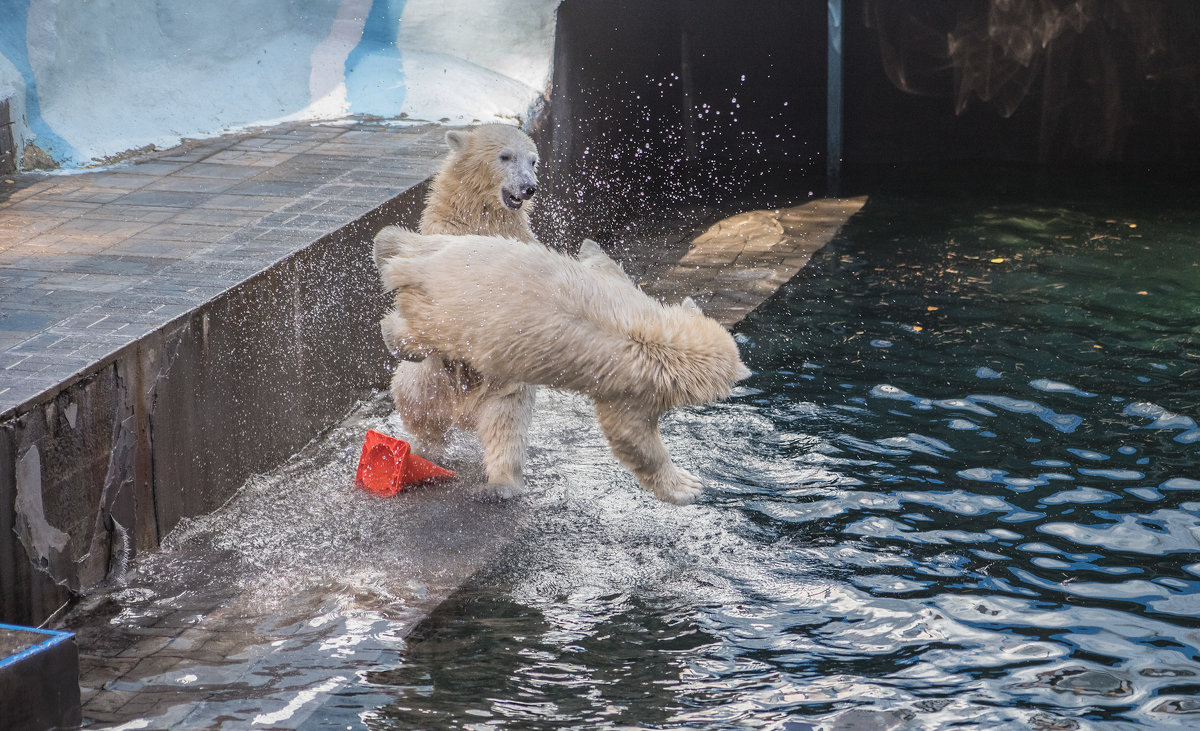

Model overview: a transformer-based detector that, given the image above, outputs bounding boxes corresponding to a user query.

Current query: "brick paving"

[642,196,867,326]
[0,120,446,417]
[1,121,867,727]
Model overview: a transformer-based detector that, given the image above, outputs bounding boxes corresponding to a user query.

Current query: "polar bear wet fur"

[419,123,540,242]
[375,229,751,505]
[380,124,543,500]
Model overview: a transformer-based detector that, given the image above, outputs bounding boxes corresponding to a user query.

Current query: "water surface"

[69,172,1199,730]
[364,174,1200,729]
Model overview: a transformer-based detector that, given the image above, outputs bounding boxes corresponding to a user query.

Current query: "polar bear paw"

[651,467,703,506]
[476,480,526,502]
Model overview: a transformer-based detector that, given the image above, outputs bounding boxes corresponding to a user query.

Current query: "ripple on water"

[92,181,1200,729]
[1039,506,1200,555]
[354,186,1192,729]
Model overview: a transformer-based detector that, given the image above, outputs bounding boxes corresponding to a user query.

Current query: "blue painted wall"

[0,0,556,169]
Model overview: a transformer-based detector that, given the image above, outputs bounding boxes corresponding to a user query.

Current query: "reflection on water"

[66,173,1199,729]
[365,177,1200,729]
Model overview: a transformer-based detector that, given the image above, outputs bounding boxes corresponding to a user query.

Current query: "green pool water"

[66,168,1199,730]
[362,169,1200,729]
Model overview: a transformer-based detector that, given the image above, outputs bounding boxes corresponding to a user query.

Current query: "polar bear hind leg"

[474,383,535,500]
[593,401,703,505]
[389,359,459,461]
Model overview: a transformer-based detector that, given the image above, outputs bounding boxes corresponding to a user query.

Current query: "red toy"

[355,429,456,496]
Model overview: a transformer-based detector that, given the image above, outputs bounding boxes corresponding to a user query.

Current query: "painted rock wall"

[0,0,559,169]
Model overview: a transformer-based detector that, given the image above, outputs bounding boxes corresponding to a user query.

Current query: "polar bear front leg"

[474,383,535,500]
[593,401,703,505]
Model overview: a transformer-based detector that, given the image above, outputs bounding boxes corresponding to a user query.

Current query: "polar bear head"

[444,124,539,212]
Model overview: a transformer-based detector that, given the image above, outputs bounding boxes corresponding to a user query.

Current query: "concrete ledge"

[1,121,446,625]
[0,623,81,730]
[644,197,868,326]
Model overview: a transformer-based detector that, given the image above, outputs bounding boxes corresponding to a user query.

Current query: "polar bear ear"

[681,296,704,314]
[578,239,630,280]
[578,238,605,260]
[445,130,468,152]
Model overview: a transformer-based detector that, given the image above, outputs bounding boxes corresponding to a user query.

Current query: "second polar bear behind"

[388,124,542,500]
[374,228,751,505]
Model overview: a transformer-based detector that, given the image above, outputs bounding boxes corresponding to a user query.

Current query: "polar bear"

[374,229,752,505]
[418,124,540,242]
[377,124,542,499]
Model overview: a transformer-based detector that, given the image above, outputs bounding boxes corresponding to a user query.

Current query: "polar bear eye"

[499,152,513,162]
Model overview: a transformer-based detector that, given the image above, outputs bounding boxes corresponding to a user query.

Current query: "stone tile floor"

[0,120,446,417]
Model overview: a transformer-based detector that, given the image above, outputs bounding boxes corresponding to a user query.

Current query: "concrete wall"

[849,0,1200,165]
[538,0,829,246]
[539,0,1200,245]
[0,0,560,170]
[0,187,425,625]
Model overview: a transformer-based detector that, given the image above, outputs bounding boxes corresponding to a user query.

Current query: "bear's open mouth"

[501,189,524,210]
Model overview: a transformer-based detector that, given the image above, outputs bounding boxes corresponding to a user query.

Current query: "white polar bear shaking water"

[374,228,752,505]
[387,124,543,502]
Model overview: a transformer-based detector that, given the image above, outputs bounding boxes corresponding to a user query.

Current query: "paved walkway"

[0,121,445,417]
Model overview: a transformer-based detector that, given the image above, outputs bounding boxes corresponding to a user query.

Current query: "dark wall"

[538,0,828,245]
[846,0,1200,166]
[541,0,1200,234]
[843,1,1043,165]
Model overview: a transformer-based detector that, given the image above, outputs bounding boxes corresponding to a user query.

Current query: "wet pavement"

[0,119,865,727]
[60,395,516,728]
[643,197,866,326]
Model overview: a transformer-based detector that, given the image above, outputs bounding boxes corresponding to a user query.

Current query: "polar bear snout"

[498,147,539,211]
[500,182,537,210]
